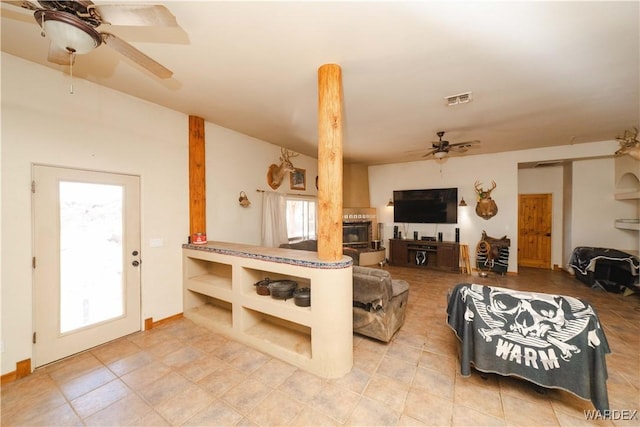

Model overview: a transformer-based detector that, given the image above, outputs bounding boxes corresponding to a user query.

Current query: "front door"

[32,165,141,367]
[518,193,552,269]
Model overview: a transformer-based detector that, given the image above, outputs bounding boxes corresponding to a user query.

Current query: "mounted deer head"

[615,127,640,160]
[267,147,298,190]
[475,180,498,220]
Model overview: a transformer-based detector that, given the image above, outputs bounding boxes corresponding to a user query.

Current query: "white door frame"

[32,164,142,367]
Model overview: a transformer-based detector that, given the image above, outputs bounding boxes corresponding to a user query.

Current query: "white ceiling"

[1,1,638,165]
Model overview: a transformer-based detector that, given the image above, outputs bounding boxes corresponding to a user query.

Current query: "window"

[286,197,316,242]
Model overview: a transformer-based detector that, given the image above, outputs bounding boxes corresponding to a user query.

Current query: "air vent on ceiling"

[445,92,472,106]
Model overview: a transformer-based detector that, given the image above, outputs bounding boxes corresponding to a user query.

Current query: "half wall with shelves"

[183,242,353,379]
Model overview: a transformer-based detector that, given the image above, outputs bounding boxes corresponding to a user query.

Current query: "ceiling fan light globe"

[44,21,97,54]
[37,10,102,55]
[434,151,447,159]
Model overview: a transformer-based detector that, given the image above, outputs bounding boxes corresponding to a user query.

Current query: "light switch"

[149,238,164,248]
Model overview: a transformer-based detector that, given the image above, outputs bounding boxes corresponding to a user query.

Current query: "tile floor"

[2,267,639,426]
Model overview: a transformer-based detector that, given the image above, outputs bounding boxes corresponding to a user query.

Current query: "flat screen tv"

[393,188,458,224]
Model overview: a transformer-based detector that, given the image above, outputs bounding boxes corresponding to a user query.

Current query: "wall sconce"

[238,191,251,208]
[459,197,468,207]
[386,198,394,207]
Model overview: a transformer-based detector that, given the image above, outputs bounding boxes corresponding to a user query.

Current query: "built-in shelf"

[242,307,312,359]
[182,242,353,378]
[186,298,233,330]
[615,219,640,231]
[242,291,312,327]
[613,157,639,236]
[614,191,640,200]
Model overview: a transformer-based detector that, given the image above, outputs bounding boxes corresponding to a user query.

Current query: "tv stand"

[388,239,460,272]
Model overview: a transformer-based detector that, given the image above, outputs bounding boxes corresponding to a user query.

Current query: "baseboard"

[1,370,17,384]
[145,312,184,330]
[1,358,31,385]
[1,313,184,385]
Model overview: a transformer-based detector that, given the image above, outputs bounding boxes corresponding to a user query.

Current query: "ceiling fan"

[5,0,178,79]
[422,131,480,159]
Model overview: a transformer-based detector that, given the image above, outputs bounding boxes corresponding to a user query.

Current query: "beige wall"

[204,122,318,245]
[1,54,190,374]
[343,163,370,207]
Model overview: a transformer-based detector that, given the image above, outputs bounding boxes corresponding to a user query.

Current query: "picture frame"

[290,168,306,190]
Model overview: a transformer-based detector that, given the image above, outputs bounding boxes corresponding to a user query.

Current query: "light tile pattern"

[2,267,639,426]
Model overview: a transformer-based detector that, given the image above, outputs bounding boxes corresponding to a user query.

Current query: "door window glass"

[59,182,124,333]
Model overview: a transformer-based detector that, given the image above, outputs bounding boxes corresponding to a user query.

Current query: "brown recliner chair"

[352,266,409,342]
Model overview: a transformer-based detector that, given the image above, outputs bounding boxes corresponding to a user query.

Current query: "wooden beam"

[189,115,206,237]
[317,64,344,261]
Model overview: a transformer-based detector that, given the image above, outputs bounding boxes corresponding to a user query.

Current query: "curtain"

[261,191,288,247]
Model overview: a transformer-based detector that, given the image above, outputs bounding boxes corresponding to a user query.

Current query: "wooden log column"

[189,115,206,237]
[317,64,344,261]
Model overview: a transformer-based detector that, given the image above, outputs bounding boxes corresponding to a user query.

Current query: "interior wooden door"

[518,193,552,268]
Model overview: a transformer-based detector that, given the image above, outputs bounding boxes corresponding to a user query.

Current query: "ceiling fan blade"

[448,146,470,153]
[421,149,439,157]
[420,132,480,157]
[448,141,480,153]
[448,140,480,150]
[3,1,40,11]
[449,139,480,147]
[405,147,430,154]
[47,42,74,65]
[101,32,173,79]
[94,4,178,26]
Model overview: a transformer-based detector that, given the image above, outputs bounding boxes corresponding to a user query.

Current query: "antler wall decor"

[267,147,299,189]
[474,180,498,220]
[615,127,640,160]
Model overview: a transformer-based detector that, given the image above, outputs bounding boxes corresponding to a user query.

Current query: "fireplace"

[343,222,372,249]
[342,207,377,249]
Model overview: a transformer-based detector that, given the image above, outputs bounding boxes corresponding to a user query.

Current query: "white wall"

[370,153,519,271]
[518,165,564,268]
[1,54,189,374]
[205,124,318,245]
[1,54,319,375]
[369,142,626,273]
[571,158,637,252]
